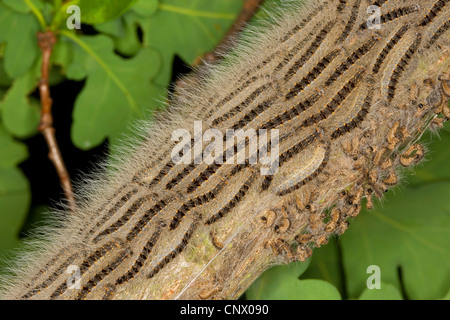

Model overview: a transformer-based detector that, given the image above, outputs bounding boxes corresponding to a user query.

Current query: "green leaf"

[78,0,138,24]
[341,181,450,300]
[408,123,450,186]
[442,288,450,300]
[0,58,12,87]
[301,237,344,294]
[278,279,341,300]
[111,13,142,57]
[132,0,158,17]
[247,263,341,300]
[135,0,243,86]
[94,18,124,38]
[0,124,29,167]
[95,12,146,58]
[0,167,30,253]
[358,282,403,300]
[0,3,40,78]
[0,68,40,138]
[1,0,43,14]
[246,259,314,299]
[63,33,165,150]
[52,37,74,74]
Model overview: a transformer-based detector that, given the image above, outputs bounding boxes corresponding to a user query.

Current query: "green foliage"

[0,4,40,78]
[0,123,30,269]
[2,0,43,15]
[358,283,403,300]
[246,259,342,300]
[77,0,139,24]
[341,180,450,300]
[0,67,41,138]
[63,34,163,149]
[97,0,243,86]
[0,0,448,300]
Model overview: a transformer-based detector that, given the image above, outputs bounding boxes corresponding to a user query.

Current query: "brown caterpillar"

[0,0,449,300]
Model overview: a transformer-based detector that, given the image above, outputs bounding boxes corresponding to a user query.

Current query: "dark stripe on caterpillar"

[326,36,378,86]
[260,129,321,191]
[93,198,148,243]
[169,181,227,230]
[86,189,138,238]
[276,145,330,196]
[126,198,171,241]
[22,254,79,299]
[359,6,418,30]
[274,2,330,72]
[75,249,132,300]
[165,163,196,190]
[301,69,365,128]
[259,90,323,131]
[233,2,329,91]
[148,217,200,279]
[115,226,163,286]
[212,84,269,126]
[231,99,274,131]
[144,160,175,188]
[336,0,362,43]
[48,242,120,299]
[371,0,388,7]
[372,25,410,74]
[285,49,341,100]
[284,21,335,82]
[386,34,421,102]
[205,174,256,225]
[206,76,259,120]
[279,130,321,166]
[330,91,373,139]
[336,0,348,12]
[419,0,447,26]
[186,162,223,194]
[424,19,450,49]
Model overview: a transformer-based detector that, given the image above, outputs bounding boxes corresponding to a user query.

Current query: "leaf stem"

[158,3,237,20]
[24,0,47,30]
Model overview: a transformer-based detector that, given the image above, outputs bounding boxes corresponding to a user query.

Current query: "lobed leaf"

[0,124,28,167]
[77,0,138,25]
[63,33,165,150]
[300,237,344,294]
[1,0,43,14]
[0,3,40,78]
[340,180,450,300]
[247,259,341,300]
[358,282,403,300]
[127,0,243,86]
[132,0,159,17]
[0,167,30,271]
[0,67,40,139]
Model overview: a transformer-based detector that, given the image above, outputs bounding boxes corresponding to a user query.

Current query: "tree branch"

[37,31,76,212]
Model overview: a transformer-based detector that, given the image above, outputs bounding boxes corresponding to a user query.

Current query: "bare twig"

[37,31,76,212]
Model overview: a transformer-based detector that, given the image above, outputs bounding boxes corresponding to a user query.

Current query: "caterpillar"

[0,0,449,300]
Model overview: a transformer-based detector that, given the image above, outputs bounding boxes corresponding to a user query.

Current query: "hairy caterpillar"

[0,0,449,300]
